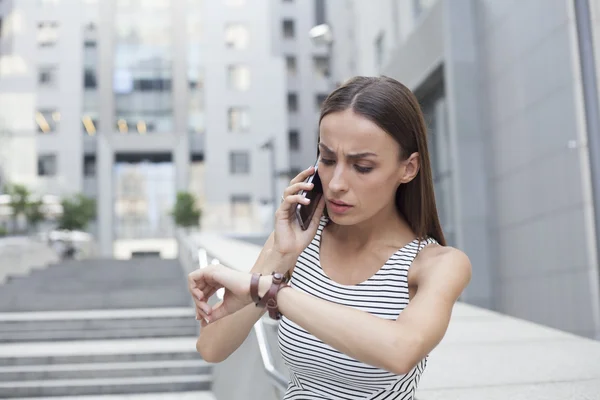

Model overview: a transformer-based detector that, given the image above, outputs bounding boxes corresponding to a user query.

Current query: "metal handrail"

[253,318,288,393]
[192,243,289,395]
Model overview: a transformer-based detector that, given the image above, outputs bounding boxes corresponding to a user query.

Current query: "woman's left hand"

[188,264,262,325]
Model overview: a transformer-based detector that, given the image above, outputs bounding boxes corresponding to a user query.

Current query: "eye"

[320,158,335,166]
[354,165,373,174]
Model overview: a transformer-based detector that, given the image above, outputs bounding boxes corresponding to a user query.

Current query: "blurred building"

[0,0,297,257]
[329,0,600,339]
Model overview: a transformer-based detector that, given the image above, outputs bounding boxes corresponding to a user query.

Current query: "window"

[38,22,59,47]
[36,109,60,133]
[229,151,250,174]
[84,155,96,177]
[289,130,300,151]
[228,107,250,132]
[224,0,245,6]
[38,66,57,87]
[37,154,57,176]
[227,65,250,91]
[224,23,249,49]
[82,114,98,136]
[287,92,298,112]
[231,194,252,218]
[375,32,385,70]
[313,56,330,78]
[282,19,295,39]
[84,68,97,89]
[316,93,327,109]
[286,56,297,76]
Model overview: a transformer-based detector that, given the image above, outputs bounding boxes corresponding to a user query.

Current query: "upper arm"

[395,247,472,365]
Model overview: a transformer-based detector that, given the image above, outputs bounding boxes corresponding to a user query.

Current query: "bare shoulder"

[412,244,472,296]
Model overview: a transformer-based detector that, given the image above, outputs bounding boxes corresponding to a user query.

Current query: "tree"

[6,184,30,233]
[172,191,201,229]
[58,194,96,231]
[25,199,45,232]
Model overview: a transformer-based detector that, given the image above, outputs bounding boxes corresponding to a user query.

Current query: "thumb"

[209,299,231,323]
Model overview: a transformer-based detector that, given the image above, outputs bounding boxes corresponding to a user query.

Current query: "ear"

[399,152,420,184]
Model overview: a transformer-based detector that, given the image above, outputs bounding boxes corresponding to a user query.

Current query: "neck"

[328,202,415,250]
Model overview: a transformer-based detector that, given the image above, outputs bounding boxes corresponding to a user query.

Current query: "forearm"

[196,303,265,362]
[196,249,296,362]
[277,287,421,375]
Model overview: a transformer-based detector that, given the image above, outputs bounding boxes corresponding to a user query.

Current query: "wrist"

[258,275,272,298]
[265,248,297,274]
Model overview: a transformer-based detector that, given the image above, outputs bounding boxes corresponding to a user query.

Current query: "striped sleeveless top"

[278,216,437,399]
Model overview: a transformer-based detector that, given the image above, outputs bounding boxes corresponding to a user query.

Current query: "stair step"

[0,308,198,342]
[13,392,217,400]
[0,359,211,381]
[0,337,202,366]
[0,375,212,397]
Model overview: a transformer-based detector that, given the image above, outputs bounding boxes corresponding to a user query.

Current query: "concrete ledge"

[185,232,600,399]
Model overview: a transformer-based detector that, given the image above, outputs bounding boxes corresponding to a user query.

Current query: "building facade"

[333,0,600,339]
[0,0,292,256]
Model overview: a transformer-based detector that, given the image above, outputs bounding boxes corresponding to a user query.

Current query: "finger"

[289,165,316,185]
[188,271,207,291]
[209,300,230,323]
[277,194,311,215]
[191,295,212,315]
[196,307,211,323]
[283,181,315,198]
[309,196,326,227]
[191,288,204,302]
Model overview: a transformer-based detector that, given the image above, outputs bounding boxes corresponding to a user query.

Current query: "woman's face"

[318,109,418,226]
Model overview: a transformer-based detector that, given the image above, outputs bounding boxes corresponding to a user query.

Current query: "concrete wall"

[478,0,600,338]
[346,0,600,338]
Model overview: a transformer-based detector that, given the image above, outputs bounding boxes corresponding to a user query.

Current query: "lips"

[329,199,350,207]
[327,199,353,215]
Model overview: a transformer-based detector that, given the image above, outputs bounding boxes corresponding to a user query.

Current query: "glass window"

[286,56,297,76]
[36,109,60,133]
[316,93,327,109]
[114,0,173,133]
[287,93,298,112]
[225,23,249,49]
[38,65,57,87]
[84,68,97,89]
[82,114,98,136]
[282,19,295,38]
[229,151,250,174]
[228,107,250,132]
[313,56,330,78]
[227,65,250,91]
[38,22,58,47]
[231,194,252,218]
[37,154,57,176]
[289,130,300,151]
[83,155,96,177]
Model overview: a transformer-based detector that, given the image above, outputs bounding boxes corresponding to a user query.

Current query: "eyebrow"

[318,143,378,160]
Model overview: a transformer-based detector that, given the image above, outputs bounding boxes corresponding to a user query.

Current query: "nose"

[328,165,349,193]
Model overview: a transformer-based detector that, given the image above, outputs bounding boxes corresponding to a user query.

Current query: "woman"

[188,76,472,399]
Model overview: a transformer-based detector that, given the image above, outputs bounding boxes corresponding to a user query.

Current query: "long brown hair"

[319,76,446,246]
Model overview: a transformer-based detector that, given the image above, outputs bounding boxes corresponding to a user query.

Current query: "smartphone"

[295,161,324,230]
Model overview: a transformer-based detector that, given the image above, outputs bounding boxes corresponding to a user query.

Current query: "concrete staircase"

[0,257,215,398]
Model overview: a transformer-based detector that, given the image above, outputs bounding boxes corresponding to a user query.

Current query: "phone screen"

[295,164,323,230]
